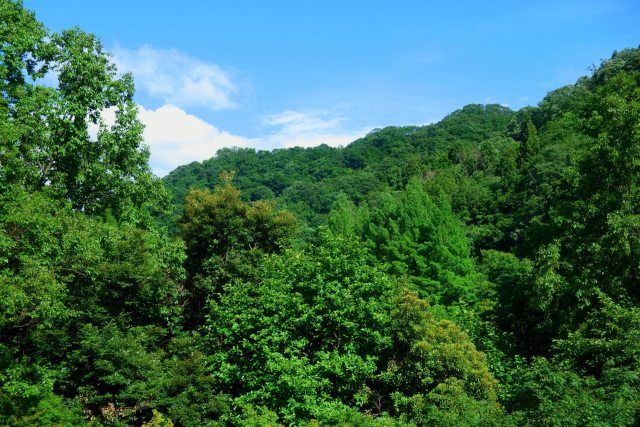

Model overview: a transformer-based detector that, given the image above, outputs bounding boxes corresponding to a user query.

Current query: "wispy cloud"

[112,45,238,110]
[93,105,370,176]
[259,109,370,149]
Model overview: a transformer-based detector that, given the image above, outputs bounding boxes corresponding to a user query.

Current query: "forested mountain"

[163,104,515,229]
[2,1,640,425]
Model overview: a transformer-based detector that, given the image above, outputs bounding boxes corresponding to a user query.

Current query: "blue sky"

[24,0,640,176]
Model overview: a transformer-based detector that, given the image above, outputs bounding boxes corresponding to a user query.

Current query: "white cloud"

[137,107,371,175]
[259,109,369,149]
[90,105,369,176]
[138,105,248,176]
[264,110,344,132]
[113,45,237,110]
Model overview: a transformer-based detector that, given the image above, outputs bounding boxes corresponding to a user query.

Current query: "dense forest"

[2,1,640,425]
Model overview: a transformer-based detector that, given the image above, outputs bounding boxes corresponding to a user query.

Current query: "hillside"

[163,104,514,226]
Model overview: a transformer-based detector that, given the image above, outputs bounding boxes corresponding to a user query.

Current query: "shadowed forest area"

[2,1,640,425]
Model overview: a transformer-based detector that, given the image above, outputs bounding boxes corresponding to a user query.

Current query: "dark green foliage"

[508,357,617,426]
[65,323,166,422]
[566,71,640,304]
[155,333,230,427]
[180,175,296,270]
[329,179,481,308]
[0,187,184,333]
[179,174,297,326]
[163,104,515,229]
[3,2,640,423]
[0,186,188,425]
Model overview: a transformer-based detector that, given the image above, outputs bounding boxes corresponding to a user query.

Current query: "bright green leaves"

[205,235,395,415]
[202,234,501,424]
[0,0,48,100]
[51,28,125,119]
[329,179,480,306]
[0,351,85,427]
[0,0,166,224]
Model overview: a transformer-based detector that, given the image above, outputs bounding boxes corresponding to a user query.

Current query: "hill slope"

[164,104,514,227]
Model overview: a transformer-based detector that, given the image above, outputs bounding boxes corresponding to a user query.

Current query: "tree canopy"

[2,1,640,424]
[0,0,167,224]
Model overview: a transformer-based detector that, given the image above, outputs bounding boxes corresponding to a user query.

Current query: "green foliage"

[179,176,296,325]
[204,234,395,422]
[65,323,166,423]
[393,378,508,426]
[163,104,515,229]
[564,70,640,306]
[385,289,505,424]
[154,333,230,426]
[548,298,640,424]
[0,186,184,333]
[507,355,639,426]
[0,184,185,424]
[0,347,85,426]
[0,0,168,224]
[202,235,500,424]
[180,175,296,271]
[329,179,482,309]
[142,410,174,427]
[3,5,640,423]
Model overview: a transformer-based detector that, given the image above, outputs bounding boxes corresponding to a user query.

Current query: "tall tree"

[329,179,481,306]
[179,174,296,324]
[0,0,166,223]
